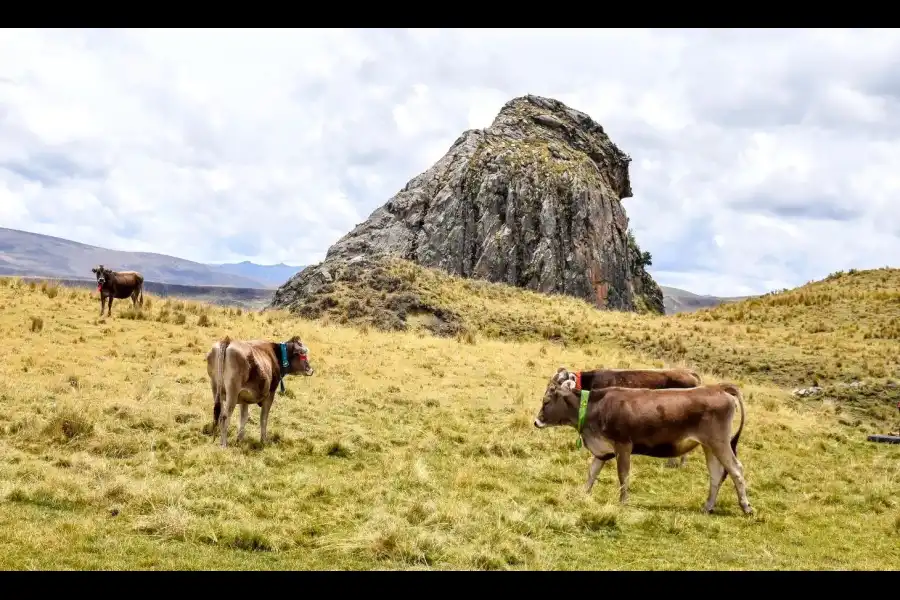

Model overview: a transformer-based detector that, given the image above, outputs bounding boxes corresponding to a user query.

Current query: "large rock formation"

[272,94,664,320]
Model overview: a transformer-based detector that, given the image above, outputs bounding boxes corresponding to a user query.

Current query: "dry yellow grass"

[296,260,900,426]
[0,275,898,570]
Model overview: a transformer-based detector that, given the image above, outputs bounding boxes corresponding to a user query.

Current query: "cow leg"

[708,442,753,515]
[218,381,240,448]
[259,395,274,445]
[237,403,249,441]
[614,444,633,504]
[585,455,608,494]
[210,381,221,434]
[701,445,726,513]
[107,297,113,317]
[99,295,106,316]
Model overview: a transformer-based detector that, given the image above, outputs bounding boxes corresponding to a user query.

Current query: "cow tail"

[214,336,231,424]
[139,280,144,307]
[719,383,745,485]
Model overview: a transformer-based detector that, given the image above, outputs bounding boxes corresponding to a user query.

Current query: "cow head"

[284,335,314,376]
[91,265,111,289]
[534,369,579,429]
[543,366,577,396]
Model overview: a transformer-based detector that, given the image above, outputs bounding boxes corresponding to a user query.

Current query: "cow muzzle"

[533,418,547,429]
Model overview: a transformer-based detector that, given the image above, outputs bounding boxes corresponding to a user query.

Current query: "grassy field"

[294,259,900,425]
[0,273,898,570]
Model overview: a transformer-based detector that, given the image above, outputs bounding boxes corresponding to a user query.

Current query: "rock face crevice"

[272,94,664,318]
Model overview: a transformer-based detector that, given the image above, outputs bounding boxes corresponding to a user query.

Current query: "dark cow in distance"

[551,366,703,468]
[206,335,315,448]
[534,377,752,515]
[91,265,144,317]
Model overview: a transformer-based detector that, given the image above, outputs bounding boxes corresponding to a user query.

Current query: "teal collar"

[277,342,289,394]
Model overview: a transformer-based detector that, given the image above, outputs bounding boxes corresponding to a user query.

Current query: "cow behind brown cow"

[561,366,702,391]
[550,366,702,467]
[534,377,752,515]
[91,265,144,317]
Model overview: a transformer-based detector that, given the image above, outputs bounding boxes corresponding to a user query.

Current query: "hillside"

[269,258,900,424]
[0,227,303,289]
[660,285,749,315]
[0,273,897,570]
[1,226,723,315]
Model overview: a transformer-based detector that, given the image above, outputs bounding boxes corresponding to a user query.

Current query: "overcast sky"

[1,29,899,296]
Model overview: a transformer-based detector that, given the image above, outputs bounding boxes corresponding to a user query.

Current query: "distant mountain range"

[0,227,746,313]
[0,227,305,289]
[658,285,749,314]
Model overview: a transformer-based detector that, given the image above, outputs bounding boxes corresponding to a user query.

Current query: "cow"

[534,377,752,516]
[550,366,703,468]
[206,335,315,448]
[91,265,144,317]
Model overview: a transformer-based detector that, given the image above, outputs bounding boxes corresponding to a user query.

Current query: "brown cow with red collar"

[551,366,702,468]
[206,335,315,448]
[91,265,144,317]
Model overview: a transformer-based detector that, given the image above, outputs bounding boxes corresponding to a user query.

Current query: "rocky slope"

[271,94,664,329]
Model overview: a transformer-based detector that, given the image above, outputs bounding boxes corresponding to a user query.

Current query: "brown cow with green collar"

[534,375,752,515]
[550,366,703,468]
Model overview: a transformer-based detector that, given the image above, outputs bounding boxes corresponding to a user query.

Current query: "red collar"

[574,371,582,391]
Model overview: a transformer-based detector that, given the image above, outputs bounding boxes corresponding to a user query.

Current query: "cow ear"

[91,268,97,273]
[288,335,301,344]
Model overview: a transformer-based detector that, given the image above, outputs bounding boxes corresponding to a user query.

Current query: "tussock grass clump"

[43,406,95,442]
[40,280,61,299]
[0,274,898,570]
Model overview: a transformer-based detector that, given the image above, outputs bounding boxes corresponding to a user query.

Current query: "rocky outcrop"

[272,94,664,320]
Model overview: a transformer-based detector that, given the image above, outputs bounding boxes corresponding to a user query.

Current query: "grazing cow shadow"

[200,421,289,453]
[623,500,748,519]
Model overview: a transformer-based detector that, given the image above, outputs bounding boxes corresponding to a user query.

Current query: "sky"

[1,28,899,297]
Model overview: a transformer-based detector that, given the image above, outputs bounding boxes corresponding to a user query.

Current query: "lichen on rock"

[271,93,664,327]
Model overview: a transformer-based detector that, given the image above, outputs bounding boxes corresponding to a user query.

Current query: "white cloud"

[1,28,899,294]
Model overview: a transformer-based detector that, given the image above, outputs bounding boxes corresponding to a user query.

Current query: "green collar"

[575,389,589,449]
